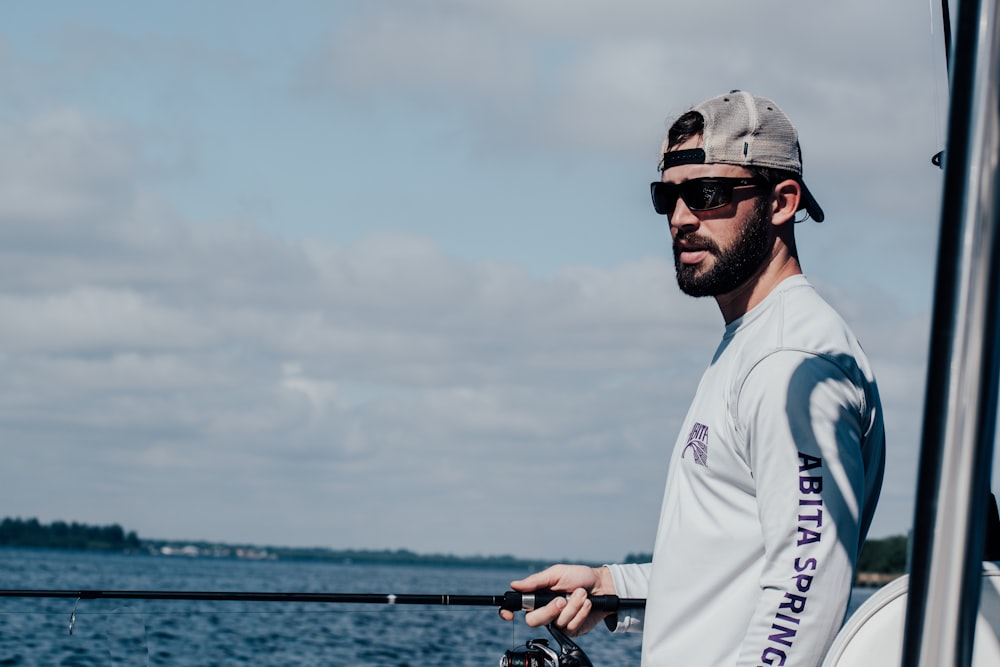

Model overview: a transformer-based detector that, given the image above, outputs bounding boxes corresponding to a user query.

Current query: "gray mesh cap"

[659,90,824,222]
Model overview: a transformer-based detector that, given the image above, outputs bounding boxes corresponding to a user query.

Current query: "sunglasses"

[650,177,767,216]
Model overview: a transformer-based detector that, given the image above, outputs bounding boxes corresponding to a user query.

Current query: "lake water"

[0,548,876,666]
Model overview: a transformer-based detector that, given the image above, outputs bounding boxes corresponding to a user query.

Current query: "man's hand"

[498,564,616,637]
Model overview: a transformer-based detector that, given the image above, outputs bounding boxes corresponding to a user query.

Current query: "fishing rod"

[0,587,643,611]
[0,588,645,667]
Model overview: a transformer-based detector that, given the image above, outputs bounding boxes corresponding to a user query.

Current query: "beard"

[673,198,772,297]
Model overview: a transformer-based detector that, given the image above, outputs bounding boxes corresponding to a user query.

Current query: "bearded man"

[502,91,886,667]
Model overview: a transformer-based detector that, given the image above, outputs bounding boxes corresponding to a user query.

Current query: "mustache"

[672,230,720,256]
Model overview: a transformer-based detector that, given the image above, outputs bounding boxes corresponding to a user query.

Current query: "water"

[0,548,641,666]
[0,548,878,666]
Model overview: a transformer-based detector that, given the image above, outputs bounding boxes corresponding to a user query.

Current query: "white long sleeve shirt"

[607,275,885,666]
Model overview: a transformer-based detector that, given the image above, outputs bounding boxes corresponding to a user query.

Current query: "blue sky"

[0,1,966,561]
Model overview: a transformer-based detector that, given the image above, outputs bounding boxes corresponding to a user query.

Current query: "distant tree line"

[141,540,553,569]
[857,534,908,574]
[267,546,540,568]
[622,552,651,564]
[0,517,140,551]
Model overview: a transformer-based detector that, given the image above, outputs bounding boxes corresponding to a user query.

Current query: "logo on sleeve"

[682,422,709,467]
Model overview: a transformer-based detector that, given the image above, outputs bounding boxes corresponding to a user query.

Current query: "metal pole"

[901,0,1000,663]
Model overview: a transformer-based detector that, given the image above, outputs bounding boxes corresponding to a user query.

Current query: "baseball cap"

[659,90,824,222]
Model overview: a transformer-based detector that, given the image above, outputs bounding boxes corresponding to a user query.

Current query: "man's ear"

[770,180,802,225]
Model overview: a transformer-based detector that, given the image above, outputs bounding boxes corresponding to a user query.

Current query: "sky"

[0,1,969,563]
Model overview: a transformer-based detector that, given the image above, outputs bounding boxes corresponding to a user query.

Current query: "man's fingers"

[556,589,590,632]
[510,566,562,592]
[505,587,599,639]
[514,588,590,632]
[522,596,567,627]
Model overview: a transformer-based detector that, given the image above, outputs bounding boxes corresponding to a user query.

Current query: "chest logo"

[682,422,709,467]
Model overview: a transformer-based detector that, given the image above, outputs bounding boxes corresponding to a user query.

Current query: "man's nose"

[669,198,700,232]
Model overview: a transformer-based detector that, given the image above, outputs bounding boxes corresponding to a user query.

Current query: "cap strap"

[660,148,706,171]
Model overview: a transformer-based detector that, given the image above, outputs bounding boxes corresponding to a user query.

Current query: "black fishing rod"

[0,588,644,612]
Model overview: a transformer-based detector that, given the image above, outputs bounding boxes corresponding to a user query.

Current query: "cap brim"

[799,180,824,222]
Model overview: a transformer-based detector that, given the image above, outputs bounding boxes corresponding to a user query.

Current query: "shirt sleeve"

[733,350,870,666]
[604,562,651,633]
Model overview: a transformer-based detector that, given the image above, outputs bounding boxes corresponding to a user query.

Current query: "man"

[500,91,886,666]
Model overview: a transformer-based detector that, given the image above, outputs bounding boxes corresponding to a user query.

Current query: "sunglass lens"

[650,182,678,215]
[683,180,728,210]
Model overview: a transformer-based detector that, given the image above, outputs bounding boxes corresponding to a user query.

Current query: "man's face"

[662,137,773,298]
[672,196,771,297]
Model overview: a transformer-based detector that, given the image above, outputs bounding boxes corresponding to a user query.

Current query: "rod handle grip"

[500,590,640,612]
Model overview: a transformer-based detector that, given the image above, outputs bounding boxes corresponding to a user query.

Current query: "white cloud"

[0,109,137,224]
[0,287,214,352]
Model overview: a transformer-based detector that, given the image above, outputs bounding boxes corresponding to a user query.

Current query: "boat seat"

[821,562,1000,666]
[822,493,1000,666]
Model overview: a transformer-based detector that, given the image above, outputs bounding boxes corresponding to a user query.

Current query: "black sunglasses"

[650,177,767,216]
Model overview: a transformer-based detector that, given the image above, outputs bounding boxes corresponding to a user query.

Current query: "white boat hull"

[823,562,1000,666]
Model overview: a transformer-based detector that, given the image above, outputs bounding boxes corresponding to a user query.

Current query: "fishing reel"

[500,624,593,667]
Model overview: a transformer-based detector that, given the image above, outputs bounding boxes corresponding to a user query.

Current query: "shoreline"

[855,571,903,587]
